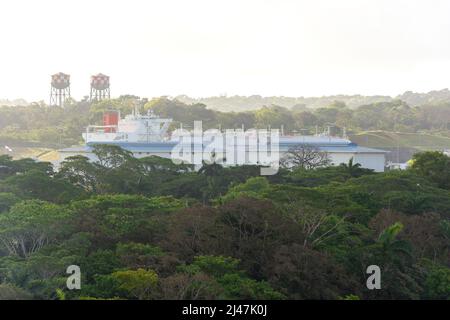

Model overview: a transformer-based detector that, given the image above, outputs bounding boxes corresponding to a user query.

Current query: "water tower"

[90,73,110,101]
[50,72,71,107]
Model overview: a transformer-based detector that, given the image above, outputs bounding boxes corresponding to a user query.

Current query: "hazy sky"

[1,0,450,101]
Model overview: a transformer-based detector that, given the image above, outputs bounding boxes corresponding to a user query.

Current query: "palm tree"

[377,222,412,265]
[340,157,362,177]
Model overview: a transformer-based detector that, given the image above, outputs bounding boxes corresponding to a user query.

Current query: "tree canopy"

[0,149,448,300]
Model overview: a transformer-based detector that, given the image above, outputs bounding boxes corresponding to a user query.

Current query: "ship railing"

[86,125,119,133]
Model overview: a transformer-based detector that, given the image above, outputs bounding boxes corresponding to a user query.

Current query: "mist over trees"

[176,89,450,111]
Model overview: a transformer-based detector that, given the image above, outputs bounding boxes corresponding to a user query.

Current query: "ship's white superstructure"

[57,110,388,172]
[83,110,172,143]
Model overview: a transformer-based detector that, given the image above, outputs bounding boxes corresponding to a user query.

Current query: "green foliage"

[0,155,53,178]
[410,151,450,189]
[0,193,20,212]
[55,288,66,300]
[57,155,100,192]
[0,200,72,257]
[179,256,241,278]
[69,194,184,247]
[319,171,450,218]
[177,256,284,299]
[340,294,360,300]
[0,283,33,300]
[217,273,284,300]
[81,250,121,281]
[116,242,164,269]
[111,268,158,300]
[423,263,450,299]
[0,142,448,300]
[3,98,450,151]
[219,177,270,203]
[92,144,136,169]
[376,222,413,264]
[0,169,85,203]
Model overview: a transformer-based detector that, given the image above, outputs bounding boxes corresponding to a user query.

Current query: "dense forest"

[0,145,449,300]
[0,94,449,300]
[0,95,450,149]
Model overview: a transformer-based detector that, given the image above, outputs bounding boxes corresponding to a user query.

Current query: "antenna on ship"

[133,103,140,117]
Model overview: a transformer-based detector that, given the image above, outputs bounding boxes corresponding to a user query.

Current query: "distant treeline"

[0,95,449,147]
[147,97,450,133]
[176,88,450,111]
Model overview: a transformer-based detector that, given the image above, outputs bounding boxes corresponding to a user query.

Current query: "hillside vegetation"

[176,89,450,111]
[0,147,449,300]
[0,96,449,160]
[350,131,450,150]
